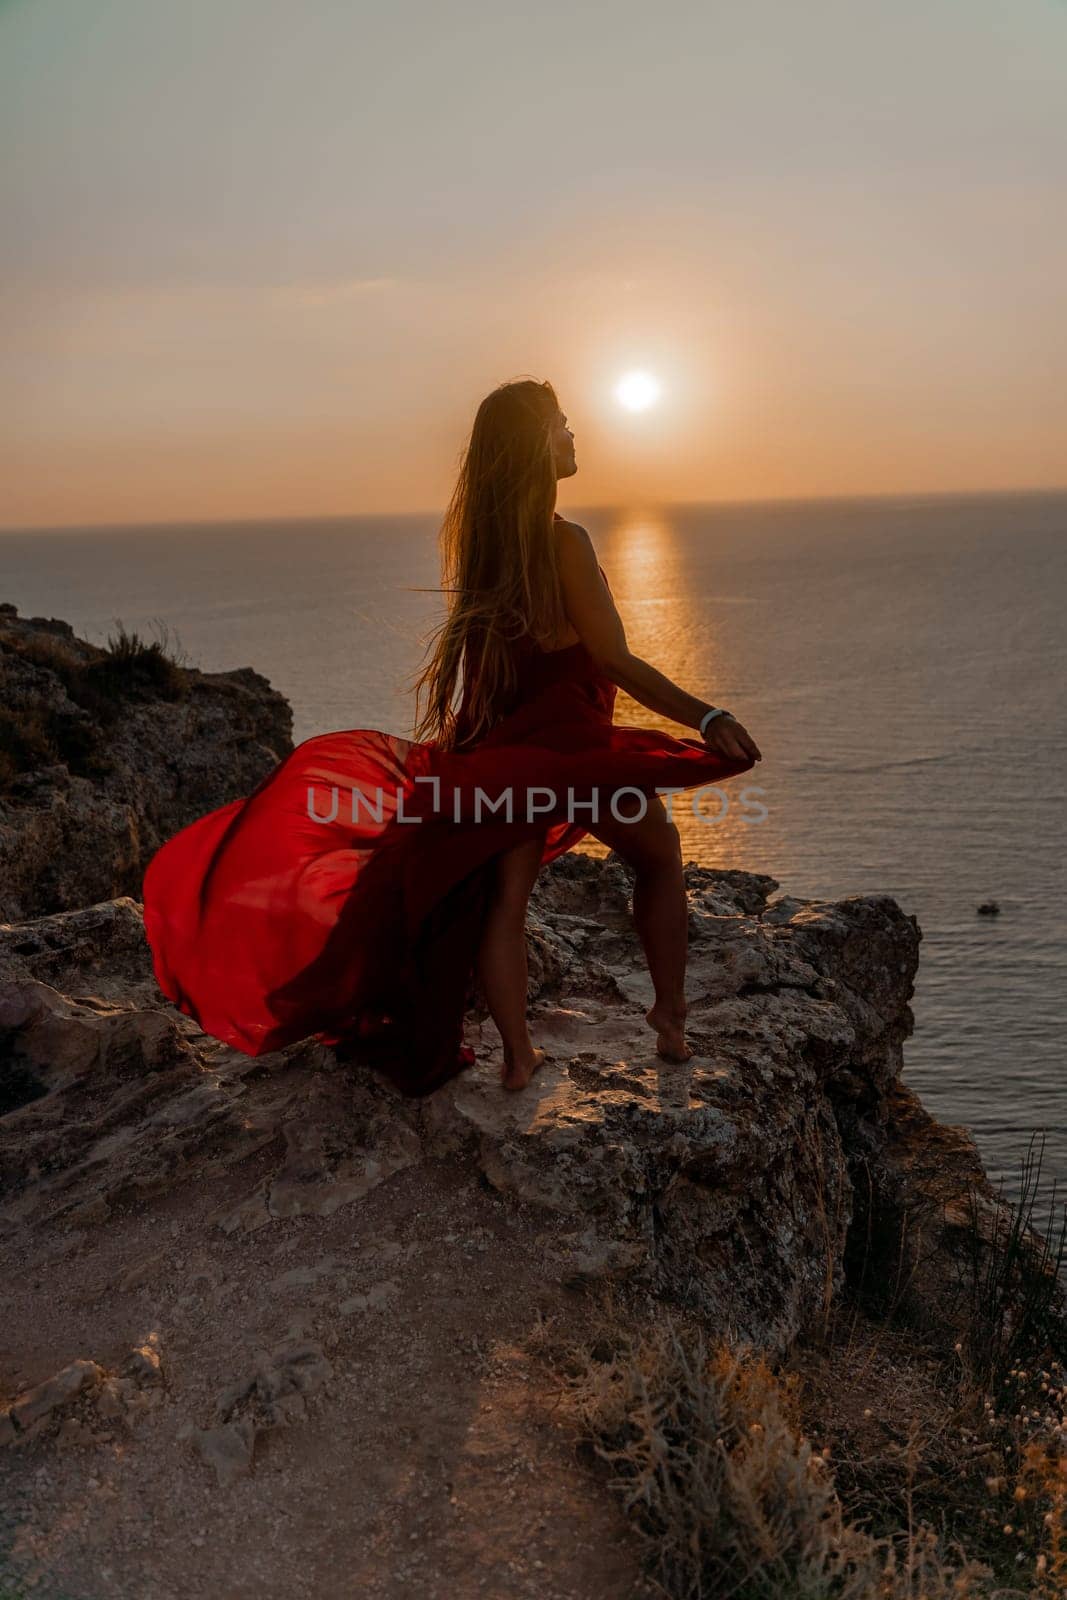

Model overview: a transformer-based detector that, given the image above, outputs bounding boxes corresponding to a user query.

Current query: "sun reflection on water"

[577,508,767,871]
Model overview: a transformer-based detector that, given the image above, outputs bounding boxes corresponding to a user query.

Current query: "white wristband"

[699,707,729,738]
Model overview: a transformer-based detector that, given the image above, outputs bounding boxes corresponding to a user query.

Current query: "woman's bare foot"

[500,1046,545,1092]
[646,1005,692,1064]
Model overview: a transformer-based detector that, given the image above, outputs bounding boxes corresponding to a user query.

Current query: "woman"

[141,378,761,1098]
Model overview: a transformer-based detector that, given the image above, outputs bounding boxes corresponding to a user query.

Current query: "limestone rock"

[0,896,158,1002]
[8,1359,105,1435]
[188,1337,333,1485]
[0,1338,167,1448]
[193,1420,256,1487]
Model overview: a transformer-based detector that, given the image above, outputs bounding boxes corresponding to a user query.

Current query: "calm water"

[2,492,1065,1229]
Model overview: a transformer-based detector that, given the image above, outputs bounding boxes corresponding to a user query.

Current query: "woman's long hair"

[412,377,568,751]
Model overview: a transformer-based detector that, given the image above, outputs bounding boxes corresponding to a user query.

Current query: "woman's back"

[452,631,611,753]
[449,513,606,750]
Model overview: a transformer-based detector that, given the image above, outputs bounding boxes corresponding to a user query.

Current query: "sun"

[614,370,662,412]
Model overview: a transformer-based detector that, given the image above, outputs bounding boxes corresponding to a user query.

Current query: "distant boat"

[977,900,1001,916]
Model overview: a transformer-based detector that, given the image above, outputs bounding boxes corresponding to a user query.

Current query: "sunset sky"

[2,0,1065,529]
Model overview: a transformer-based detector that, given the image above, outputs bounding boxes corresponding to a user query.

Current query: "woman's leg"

[589,794,692,1062]
[476,833,547,1090]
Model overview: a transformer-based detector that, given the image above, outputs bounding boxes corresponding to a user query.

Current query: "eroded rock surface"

[1,847,1008,1359]
[1,1338,165,1449]
[0,603,292,920]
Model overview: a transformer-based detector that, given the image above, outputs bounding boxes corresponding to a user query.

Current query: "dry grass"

[958,1132,1067,1400]
[0,620,189,792]
[781,1126,1067,1593]
[0,696,111,790]
[788,1294,1066,1596]
[93,620,190,699]
[524,1279,1064,1599]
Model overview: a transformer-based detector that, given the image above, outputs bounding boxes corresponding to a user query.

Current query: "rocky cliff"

[0,610,1060,1600]
[0,603,292,920]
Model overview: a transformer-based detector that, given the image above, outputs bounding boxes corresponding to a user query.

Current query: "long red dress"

[141,523,757,1096]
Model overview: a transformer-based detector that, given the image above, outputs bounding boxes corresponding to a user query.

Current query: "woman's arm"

[555,519,762,764]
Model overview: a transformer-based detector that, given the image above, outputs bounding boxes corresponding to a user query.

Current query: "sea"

[2,491,1065,1235]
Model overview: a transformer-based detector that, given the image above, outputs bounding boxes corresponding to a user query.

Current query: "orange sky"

[2,0,1065,529]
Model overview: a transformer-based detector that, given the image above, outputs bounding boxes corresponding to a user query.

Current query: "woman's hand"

[704,713,762,763]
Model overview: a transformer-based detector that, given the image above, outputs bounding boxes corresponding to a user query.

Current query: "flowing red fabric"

[142,533,757,1096]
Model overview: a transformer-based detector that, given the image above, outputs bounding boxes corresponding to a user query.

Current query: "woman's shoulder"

[551,514,600,579]
[552,513,595,549]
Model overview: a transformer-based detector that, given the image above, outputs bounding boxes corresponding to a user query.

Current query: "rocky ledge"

[1,853,1030,1371]
[0,603,292,920]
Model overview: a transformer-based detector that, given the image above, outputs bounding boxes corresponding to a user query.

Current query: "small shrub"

[960,1131,1067,1400]
[0,615,189,792]
[2,636,112,727]
[530,1299,1008,1599]
[0,690,118,792]
[945,1356,1067,1599]
[0,618,190,793]
[85,620,189,703]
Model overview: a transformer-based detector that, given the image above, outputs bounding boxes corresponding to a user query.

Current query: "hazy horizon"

[3,0,1065,528]
[2,482,1066,539]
